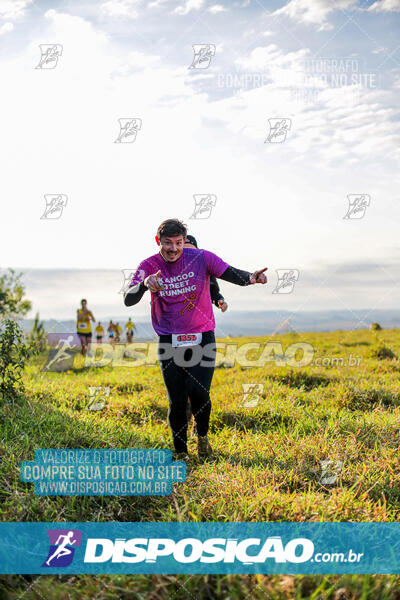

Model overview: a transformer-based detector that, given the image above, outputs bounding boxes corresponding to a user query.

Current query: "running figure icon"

[45,531,77,566]
[44,335,75,371]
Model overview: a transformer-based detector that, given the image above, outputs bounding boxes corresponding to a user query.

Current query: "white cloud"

[0,7,399,323]
[235,43,309,71]
[393,71,400,88]
[100,0,142,18]
[214,43,400,168]
[0,0,32,20]
[174,0,205,15]
[115,50,161,71]
[273,0,357,31]
[207,4,227,13]
[368,0,400,11]
[0,21,13,35]
[148,0,169,7]
[273,0,400,25]
[234,44,310,88]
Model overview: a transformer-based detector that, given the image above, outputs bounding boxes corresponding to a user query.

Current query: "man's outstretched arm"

[218,266,268,286]
[218,266,251,286]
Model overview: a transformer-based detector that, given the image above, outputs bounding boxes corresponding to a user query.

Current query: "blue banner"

[0,522,399,574]
[20,449,185,496]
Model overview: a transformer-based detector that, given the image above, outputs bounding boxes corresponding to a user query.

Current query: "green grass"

[1,328,400,598]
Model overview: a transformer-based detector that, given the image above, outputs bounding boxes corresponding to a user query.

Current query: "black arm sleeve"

[124,281,147,307]
[210,275,224,307]
[218,265,252,286]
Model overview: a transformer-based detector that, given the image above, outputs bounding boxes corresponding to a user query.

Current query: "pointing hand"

[250,267,268,285]
[144,270,164,292]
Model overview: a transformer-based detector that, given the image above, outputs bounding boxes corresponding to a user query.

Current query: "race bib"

[78,322,88,330]
[171,333,202,347]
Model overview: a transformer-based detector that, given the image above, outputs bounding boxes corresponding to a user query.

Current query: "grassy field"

[0,328,400,599]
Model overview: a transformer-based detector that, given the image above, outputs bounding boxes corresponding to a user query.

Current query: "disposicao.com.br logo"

[0,522,391,574]
[82,536,362,565]
[36,527,366,573]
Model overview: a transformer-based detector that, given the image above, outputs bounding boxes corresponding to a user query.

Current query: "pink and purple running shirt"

[129,248,229,335]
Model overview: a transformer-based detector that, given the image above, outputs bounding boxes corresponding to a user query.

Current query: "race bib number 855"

[172,333,202,347]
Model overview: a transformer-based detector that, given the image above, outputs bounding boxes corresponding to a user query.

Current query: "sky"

[0,0,399,323]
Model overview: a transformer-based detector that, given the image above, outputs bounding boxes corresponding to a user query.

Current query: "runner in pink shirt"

[124,218,268,460]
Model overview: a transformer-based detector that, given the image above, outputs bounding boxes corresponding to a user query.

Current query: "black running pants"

[157,330,216,453]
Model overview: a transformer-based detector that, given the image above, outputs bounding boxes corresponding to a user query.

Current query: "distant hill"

[17,309,400,338]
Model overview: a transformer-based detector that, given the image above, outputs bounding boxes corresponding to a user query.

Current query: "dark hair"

[81,298,87,304]
[185,234,198,248]
[157,218,187,240]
